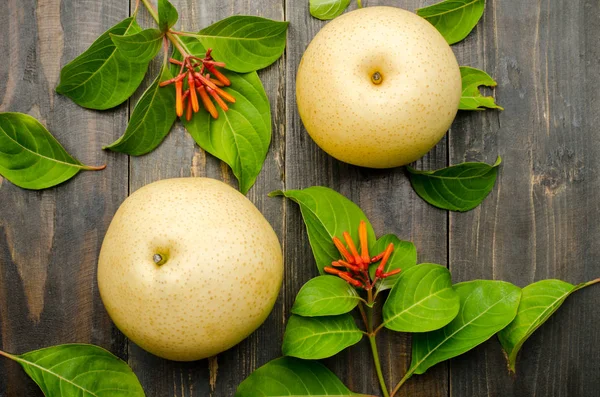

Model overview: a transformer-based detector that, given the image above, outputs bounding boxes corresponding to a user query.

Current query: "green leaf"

[110,28,164,63]
[158,0,178,32]
[283,314,363,360]
[416,0,486,45]
[383,264,459,333]
[56,17,150,110]
[104,65,177,155]
[459,66,503,111]
[292,275,362,317]
[407,157,501,212]
[498,278,599,372]
[408,280,521,376]
[3,344,145,396]
[184,71,271,194]
[171,36,272,194]
[310,0,351,20]
[0,112,104,190]
[269,187,375,274]
[369,234,417,292]
[235,356,372,397]
[196,16,289,73]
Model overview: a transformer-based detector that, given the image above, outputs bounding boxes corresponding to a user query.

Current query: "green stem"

[357,0,363,8]
[140,0,159,24]
[390,369,414,397]
[0,350,15,360]
[368,335,389,397]
[580,277,600,289]
[365,290,390,397]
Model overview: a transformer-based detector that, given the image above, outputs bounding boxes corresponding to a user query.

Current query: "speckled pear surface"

[98,178,283,361]
[296,6,462,168]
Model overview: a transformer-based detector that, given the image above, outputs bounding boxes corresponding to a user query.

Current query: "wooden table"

[1,0,599,396]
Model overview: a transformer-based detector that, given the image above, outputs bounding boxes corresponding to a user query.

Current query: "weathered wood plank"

[449,0,600,396]
[283,1,448,396]
[0,0,130,395]
[126,1,286,396]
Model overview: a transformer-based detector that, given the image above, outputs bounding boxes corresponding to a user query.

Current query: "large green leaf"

[292,275,362,317]
[409,280,521,376]
[498,278,599,372]
[2,344,145,396]
[283,314,363,359]
[158,0,178,32]
[196,16,288,73]
[235,357,373,397]
[184,71,271,194]
[310,0,351,20]
[269,187,376,274]
[459,66,503,111]
[416,0,486,45]
[407,157,501,212]
[383,264,460,333]
[172,36,271,193]
[369,234,417,292]
[0,112,104,190]
[104,65,177,155]
[56,17,150,110]
[111,28,164,64]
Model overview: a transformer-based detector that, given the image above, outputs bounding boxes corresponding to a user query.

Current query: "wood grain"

[0,0,599,396]
[0,0,129,395]
[448,0,600,395]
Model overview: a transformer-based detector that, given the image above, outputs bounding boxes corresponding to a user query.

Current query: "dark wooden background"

[1,0,599,396]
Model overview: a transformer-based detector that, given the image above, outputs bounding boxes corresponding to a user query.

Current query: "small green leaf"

[310,0,351,20]
[498,278,600,372]
[409,280,521,376]
[174,37,271,194]
[3,344,145,396]
[383,264,459,333]
[283,314,363,360]
[269,187,375,274]
[407,157,501,212]
[196,16,289,73]
[56,17,150,110]
[369,234,417,292]
[104,66,177,156]
[111,28,164,63]
[292,275,362,317]
[158,0,178,32]
[416,0,486,45]
[459,66,503,111]
[235,356,372,397]
[0,112,104,190]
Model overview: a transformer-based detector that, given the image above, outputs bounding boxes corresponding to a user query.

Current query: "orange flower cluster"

[325,221,401,289]
[160,49,235,120]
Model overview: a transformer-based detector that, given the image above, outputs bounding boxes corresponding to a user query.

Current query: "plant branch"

[365,291,390,397]
[358,302,369,330]
[390,369,415,397]
[368,335,389,397]
[140,0,159,24]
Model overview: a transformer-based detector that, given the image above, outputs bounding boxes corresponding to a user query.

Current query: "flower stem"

[368,335,389,397]
[390,369,414,397]
[365,290,390,397]
[140,0,159,24]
